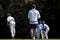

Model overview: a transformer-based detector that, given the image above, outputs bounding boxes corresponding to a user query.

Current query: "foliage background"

[0,0,60,39]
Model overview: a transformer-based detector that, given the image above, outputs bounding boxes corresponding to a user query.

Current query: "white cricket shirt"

[28,8,41,24]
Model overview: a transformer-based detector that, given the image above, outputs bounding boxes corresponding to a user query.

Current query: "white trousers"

[9,21,16,37]
[41,30,49,39]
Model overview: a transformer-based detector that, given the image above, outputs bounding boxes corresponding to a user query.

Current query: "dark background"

[0,0,60,39]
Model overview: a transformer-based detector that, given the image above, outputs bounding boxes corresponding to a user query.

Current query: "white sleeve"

[45,24,50,33]
[37,11,41,19]
[39,24,42,30]
[28,11,30,19]
[7,17,10,22]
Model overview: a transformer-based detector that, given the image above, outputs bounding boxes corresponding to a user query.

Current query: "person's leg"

[30,24,35,39]
[30,28,36,40]
[35,28,39,40]
[34,24,39,40]
[33,28,36,40]
[10,22,15,40]
[13,27,15,37]
[45,32,48,39]
[36,28,39,39]
[12,23,16,40]
[10,25,14,38]
[37,29,41,39]
[13,23,16,37]
[41,30,45,39]
[30,28,34,38]
[32,25,36,40]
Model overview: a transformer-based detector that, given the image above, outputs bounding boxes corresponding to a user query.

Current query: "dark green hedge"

[0,0,60,38]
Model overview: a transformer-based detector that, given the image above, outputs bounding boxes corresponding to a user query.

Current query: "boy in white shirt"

[40,21,50,39]
[7,13,16,40]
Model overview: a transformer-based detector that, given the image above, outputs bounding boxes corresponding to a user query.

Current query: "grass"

[0,39,60,40]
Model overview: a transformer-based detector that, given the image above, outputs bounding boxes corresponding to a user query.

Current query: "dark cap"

[42,21,45,24]
[31,4,36,8]
[7,13,11,16]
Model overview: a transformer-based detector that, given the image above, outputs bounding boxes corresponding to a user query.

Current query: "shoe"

[33,37,35,40]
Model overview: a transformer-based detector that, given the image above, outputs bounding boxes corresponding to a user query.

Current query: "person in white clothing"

[36,21,42,39]
[28,4,41,40]
[40,21,50,39]
[7,13,16,39]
